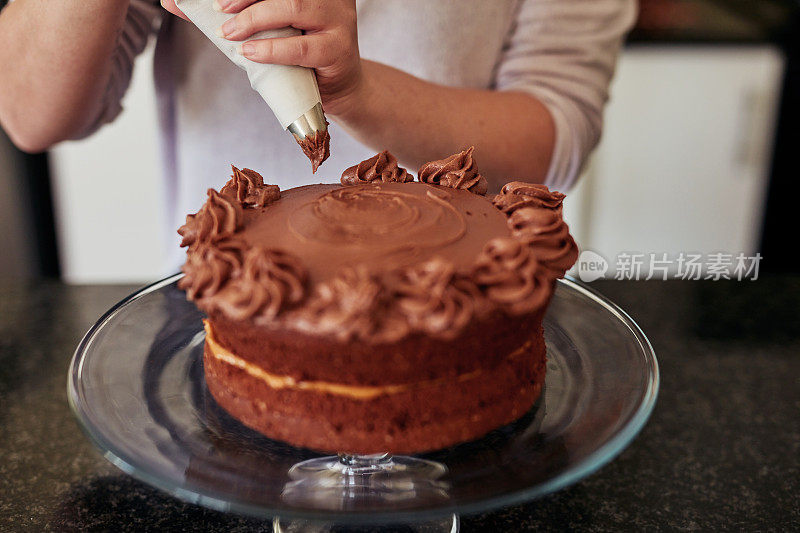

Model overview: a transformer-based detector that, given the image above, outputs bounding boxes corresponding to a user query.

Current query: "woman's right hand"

[161,0,364,119]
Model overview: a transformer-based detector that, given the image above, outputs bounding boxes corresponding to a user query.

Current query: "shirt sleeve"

[494,0,637,191]
[72,0,162,139]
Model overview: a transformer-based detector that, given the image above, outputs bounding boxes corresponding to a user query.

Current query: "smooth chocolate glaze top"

[179,149,578,342]
[244,182,508,284]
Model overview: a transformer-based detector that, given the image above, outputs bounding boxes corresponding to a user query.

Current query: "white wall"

[49,42,166,284]
[564,45,783,276]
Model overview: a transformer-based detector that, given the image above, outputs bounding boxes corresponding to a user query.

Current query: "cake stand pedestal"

[274,453,459,532]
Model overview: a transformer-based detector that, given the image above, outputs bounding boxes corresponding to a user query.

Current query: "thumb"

[160,0,190,21]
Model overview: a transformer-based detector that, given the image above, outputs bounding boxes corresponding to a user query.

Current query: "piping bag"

[174,0,330,172]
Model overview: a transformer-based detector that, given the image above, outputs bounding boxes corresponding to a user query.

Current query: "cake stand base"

[272,513,459,532]
[275,453,458,532]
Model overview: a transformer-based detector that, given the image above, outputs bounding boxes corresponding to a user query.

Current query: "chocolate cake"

[178,148,578,454]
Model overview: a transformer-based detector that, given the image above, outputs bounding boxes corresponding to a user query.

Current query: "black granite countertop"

[1,278,798,531]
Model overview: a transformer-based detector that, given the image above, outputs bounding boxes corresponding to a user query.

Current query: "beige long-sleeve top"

[57,0,636,260]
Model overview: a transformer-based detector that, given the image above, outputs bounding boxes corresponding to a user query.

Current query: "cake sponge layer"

[203,332,546,454]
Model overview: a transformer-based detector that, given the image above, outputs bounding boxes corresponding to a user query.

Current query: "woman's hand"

[162,0,363,116]
[160,0,189,20]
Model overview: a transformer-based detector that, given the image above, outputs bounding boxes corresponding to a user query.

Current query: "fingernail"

[239,42,255,57]
[218,17,236,37]
[212,0,230,12]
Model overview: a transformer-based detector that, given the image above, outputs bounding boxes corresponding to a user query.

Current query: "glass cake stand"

[68,274,659,532]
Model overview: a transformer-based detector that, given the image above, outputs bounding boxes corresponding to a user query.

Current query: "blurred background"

[1,0,798,283]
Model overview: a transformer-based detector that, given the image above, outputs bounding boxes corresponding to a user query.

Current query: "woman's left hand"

[161,0,363,116]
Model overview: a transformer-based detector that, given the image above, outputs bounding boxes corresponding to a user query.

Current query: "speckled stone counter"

[1,278,798,531]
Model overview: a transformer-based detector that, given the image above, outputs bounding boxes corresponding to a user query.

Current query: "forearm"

[0,0,130,152]
[329,60,555,190]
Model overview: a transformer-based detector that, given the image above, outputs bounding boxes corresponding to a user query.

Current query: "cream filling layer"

[204,320,530,400]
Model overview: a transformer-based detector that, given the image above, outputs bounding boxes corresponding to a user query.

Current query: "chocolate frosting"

[295,129,331,173]
[341,151,413,185]
[294,266,395,342]
[210,247,307,321]
[388,257,478,338]
[220,167,280,208]
[178,152,578,342]
[492,181,565,214]
[472,237,549,314]
[508,206,579,275]
[417,146,488,195]
[179,168,308,321]
[178,189,243,248]
[179,239,247,300]
[285,185,469,263]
